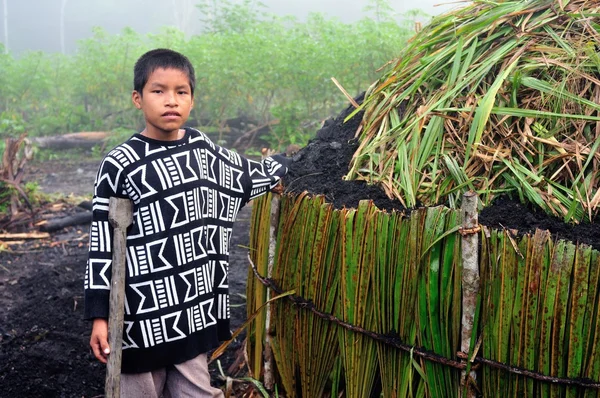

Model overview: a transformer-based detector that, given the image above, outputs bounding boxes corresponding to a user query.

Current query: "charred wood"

[39,212,92,232]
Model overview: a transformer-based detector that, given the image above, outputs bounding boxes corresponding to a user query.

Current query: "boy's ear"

[132,91,142,109]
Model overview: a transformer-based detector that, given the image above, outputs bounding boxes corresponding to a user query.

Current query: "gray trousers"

[120,354,224,398]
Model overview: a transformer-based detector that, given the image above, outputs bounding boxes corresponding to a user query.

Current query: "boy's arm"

[84,155,125,360]
[242,153,292,201]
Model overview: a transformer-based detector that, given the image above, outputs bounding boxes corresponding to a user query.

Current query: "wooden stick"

[0,232,50,240]
[330,77,360,108]
[263,193,281,391]
[460,191,479,398]
[105,197,133,398]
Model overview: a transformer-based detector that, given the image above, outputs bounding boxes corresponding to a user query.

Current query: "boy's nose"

[166,93,177,106]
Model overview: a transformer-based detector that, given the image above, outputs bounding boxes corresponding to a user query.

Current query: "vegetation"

[0,0,420,151]
[248,193,600,397]
[479,230,600,397]
[349,0,600,223]
[0,135,34,218]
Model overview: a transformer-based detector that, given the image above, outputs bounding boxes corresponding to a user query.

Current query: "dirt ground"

[0,157,252,397]
[1,100,599,398]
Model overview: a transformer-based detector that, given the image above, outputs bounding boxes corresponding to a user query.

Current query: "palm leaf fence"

[242,192,600,397]
[345,0,600,224]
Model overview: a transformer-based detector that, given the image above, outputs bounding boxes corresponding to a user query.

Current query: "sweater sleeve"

[242,153,291,202]
[83,154,126,320]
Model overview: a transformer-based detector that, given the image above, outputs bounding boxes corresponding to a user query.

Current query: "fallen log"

[39,212,92,232]
[31,132,109,150]
[78,201,93,211]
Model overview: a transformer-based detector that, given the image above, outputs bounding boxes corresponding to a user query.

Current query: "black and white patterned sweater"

[84,128,289,373]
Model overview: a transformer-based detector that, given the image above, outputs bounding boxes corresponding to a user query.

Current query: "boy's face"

[132,67,194,141]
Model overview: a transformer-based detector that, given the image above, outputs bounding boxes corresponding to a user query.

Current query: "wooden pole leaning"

[105,197,133,398]
[459,191,480,398]
[263,193,281,391]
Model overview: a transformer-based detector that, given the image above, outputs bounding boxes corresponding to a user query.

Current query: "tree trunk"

[171,0,194,37]
[31,131,108,150]
[60,0,68,54]
[3,0,8,54]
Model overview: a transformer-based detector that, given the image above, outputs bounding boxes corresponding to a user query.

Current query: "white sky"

[264,0,459,21]
[1,0,465,54]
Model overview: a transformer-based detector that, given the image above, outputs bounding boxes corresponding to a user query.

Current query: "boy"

[84,48,290,397]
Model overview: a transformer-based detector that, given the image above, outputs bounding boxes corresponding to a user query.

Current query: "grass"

[347,0,600,223]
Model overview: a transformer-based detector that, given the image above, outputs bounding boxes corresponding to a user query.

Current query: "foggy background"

[0,0,460,55]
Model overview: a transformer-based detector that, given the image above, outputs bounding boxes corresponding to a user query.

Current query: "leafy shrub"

[0,0,420,152]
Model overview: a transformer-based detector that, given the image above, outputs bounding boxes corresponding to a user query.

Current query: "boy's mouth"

[162,111,181,117]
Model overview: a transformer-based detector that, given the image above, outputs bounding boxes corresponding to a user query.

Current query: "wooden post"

[460,191,479,398]
[105,197,133,398]
[263,193,281,391]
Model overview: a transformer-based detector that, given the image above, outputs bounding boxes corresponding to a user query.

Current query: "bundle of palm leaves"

[348,0,600,223]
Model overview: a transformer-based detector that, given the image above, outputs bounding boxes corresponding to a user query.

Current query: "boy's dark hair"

[133,48,196,96]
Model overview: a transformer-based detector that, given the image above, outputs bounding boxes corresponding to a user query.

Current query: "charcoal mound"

[284,97,599,250]
[284,94,405,212]
[480,196,599,250]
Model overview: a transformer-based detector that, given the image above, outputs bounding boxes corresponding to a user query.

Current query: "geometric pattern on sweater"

[84,128,289,373]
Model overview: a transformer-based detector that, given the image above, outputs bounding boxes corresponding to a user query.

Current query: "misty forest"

[0,0,423,154]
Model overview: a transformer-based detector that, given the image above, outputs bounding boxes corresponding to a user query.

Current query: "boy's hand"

[90,318,110,364]
[271,182,284,195]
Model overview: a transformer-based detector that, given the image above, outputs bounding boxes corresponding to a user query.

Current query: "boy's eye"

[178,91,188,95]
[152,90,162,94]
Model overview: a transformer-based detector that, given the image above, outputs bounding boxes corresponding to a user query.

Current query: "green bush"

[0,0,422,151]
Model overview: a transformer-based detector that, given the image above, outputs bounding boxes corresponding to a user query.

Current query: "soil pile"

[479,196,600,250]
[284,94,404,212]
[284,97,599,250]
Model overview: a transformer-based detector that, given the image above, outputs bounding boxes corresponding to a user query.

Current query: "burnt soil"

[1,99,599,398]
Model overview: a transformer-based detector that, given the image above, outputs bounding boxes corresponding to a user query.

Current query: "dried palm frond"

[348,0,600,223]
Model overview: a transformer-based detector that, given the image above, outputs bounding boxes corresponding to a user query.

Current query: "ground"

[0,157,252,398]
